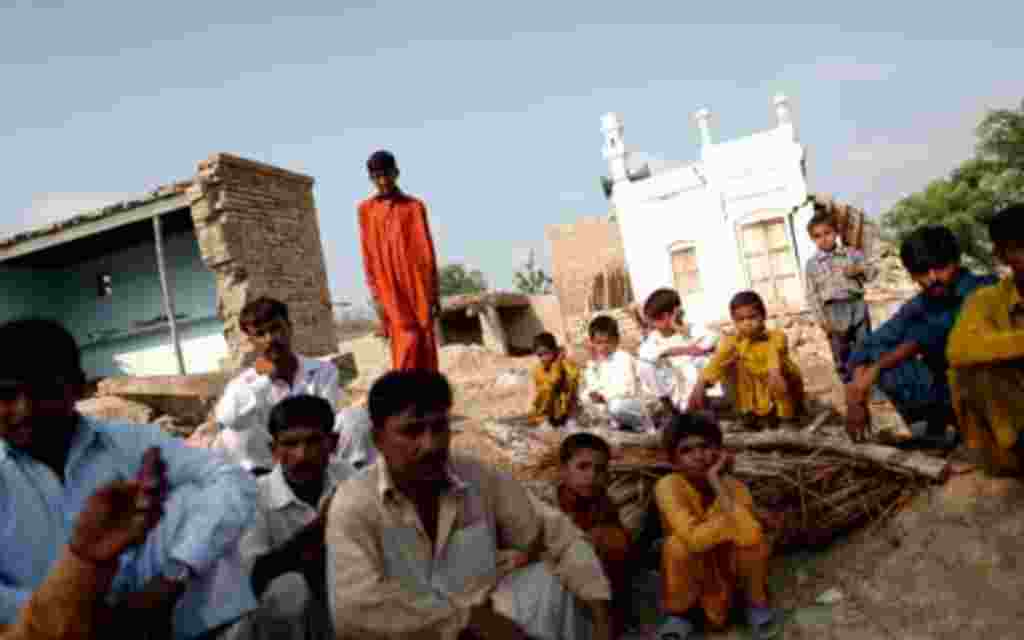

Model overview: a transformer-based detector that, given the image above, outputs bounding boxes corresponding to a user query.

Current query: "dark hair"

[368,370,453,429]
[643,288,682,320]
[899,226,961,275]
[239,297,289,331]
[559,432,612,465]
[533,332,558,353]
[729,290,767,319]
[0,318,85,386]
[661,411,723,455]
[806,208,837,235]
[367,150,398,173]
[989,204,1024,251]
[268,394,336,438]
[588,315,620,340]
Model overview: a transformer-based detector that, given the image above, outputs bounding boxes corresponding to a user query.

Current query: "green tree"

[882,99,1024,268]
[514,250,553,294]
[438,263,488,296]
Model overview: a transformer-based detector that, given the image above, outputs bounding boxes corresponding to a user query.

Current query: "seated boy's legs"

[490,563,591,640]
[224,573,331,640]
[953,364,1024,474]
[115,484,257,640]
[877,358,952,435]
[824,300,870,384]
[662,535,770,630]
[607,396,652,431]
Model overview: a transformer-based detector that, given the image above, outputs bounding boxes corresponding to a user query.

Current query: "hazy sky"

[2,2,1021,304]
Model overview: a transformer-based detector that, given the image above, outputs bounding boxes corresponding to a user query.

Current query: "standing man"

[358,150,441,371]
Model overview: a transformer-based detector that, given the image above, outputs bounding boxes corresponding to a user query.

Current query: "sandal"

[655,616,694,640]
[747,605,781,640]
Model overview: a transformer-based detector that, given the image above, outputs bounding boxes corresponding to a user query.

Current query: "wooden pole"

[153,215,187,375]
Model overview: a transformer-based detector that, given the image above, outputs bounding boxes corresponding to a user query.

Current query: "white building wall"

[603,95,813,325]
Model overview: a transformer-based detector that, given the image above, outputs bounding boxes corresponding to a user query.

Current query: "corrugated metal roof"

[0,180,192,250]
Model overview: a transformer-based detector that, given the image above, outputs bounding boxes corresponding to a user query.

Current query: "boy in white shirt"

[636,288,719,415]
[214,297,343,475]
[581,315,652,431]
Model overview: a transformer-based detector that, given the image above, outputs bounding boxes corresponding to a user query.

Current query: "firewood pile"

[525,429,947,549]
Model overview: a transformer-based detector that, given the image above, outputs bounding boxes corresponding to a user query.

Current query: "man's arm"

[357,204,385,307]
[121,426,258,578]
[412,201,441,313]
[947,289,1024,367]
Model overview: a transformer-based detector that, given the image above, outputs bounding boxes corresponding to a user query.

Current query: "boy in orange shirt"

[654,412,778,639]
[556,433,632,636]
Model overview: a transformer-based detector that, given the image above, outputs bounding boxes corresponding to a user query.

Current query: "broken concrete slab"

[77,396,156,424]
[97,372,232,423]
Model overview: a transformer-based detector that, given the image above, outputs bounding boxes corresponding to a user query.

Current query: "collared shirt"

[325,455,609,640]
[215,355,342,471]
[849,270,998,377]
[0,415,258,625]
[803,246,877,322]
[947,276,1024,368]
[582,350,638,402]
[239,461,354,569]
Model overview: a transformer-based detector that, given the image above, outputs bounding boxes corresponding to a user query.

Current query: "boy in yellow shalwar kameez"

[688,290,804,430]
[947,204,1024,475]
[653,412,778,640]
[528,332,581,428]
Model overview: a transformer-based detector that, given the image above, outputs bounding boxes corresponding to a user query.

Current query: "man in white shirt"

[227,394,355,640]
[580,315,651,431]
[636,289,719,414]
[214,297,343,475]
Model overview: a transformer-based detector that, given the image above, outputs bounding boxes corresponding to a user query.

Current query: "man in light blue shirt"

[0,318,259,639]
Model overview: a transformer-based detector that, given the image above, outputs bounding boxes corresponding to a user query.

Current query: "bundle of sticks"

[526,431,945,549]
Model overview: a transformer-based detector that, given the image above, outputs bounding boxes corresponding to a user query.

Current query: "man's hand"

[819,321,834,336]
[374,324,390,339]
[254,356,275,376]
[687,385,707,412]
[69,479,165,565]
[848,364,879,403]
[766,368,787,398]
[589,391,606,405]
[845,264,864,278]
[707,451,736,511]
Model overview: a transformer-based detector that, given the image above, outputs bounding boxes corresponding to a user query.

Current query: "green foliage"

[514,250,553,295]
[439,263,488,297]
[882,99,1024,269]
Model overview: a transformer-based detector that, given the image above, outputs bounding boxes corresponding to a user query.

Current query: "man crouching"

[325,369,612,640]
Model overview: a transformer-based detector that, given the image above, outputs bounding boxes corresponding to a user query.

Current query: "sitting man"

[845,226,997,446]
[947,204,1024,474]
[1,456,167,640]
[214,297,343,474]
[229,395,354,640]
[0,318,258,640]
[654,412,777,640]
[326,370,612,640]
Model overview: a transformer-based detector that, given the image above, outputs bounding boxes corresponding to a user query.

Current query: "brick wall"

[188,153,337,370]
[546,216,630,319]
[565,306,644,350]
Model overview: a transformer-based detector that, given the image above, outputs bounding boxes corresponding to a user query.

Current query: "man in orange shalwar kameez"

[358,150,441,371]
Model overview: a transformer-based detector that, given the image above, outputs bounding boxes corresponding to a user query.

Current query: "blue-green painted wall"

[0,227,227,379]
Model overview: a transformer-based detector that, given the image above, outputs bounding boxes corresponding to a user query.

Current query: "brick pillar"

[188,153,338,370]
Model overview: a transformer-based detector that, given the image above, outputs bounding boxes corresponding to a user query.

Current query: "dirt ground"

[343,341,1023,639]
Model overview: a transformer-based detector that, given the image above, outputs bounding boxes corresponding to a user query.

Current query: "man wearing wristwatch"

[0,319,259,640]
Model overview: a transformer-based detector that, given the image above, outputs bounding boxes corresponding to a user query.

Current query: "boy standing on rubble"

[804,206,877,383]
[946,204,1024,474]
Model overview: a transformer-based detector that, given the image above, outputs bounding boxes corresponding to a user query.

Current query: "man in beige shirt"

[325,370,612,640]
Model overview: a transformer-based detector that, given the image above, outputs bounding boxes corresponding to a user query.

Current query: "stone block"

[97,373,232,423]
[76,396,156,425]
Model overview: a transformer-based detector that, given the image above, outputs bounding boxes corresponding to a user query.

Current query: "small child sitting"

[689,291,805,430]
[804,206,876,383]
[581,315,652,431]
[528,332,581,428]
[637,289,718,415]
[654,412,778,640]
[557,433,632,637]
[947,204,1024,475]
